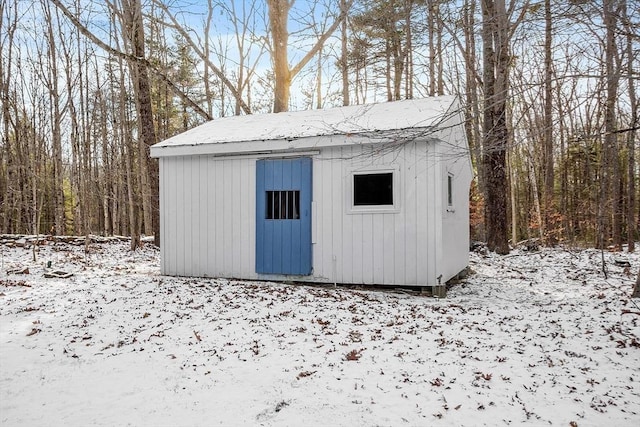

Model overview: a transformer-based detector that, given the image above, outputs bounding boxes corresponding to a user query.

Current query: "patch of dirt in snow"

[1,241,639,426]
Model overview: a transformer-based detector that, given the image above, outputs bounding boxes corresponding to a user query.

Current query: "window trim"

[346,165,400,214]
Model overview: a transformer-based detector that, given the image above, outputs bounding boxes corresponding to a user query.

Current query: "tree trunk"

[461,0,483,228]
[316,47,322,109]
[528,149,544,240]
[385,39,392,101]
[404,0,413,99]
[392,29,404,101]
[204,0,214,117]
[436,5,444,95]
[557,77,570,242]
[427,1,435,96]
[509,148,517,244]
[599,0,620,249]
[482,0,510,254]
[43,0,65,235]
[542,0,555,243]
[623,0,637,252]
[268,0,292,113]
[0,0,16,234]
[341,0,349,106]
[123,0,159,245]
[98,78,111,236]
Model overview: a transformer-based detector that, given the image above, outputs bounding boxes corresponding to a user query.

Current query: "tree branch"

[50,0,213,121]
[290,0,353,78]
[151,0,252,115]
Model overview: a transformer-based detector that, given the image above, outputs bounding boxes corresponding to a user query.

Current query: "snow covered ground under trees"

[1,239,639,427]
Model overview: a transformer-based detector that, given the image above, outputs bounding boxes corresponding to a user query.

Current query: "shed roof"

[151,95,458,157]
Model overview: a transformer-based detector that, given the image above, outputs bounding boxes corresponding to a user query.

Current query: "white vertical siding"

[159,158,166,273]
[204,157,213,275]
[404,144,418,285]
[197,155,208,276]
[222,161,232,275]
[213,157,224,275]
[239,160,252,275]
[311,141,440,286]
[439,128,473,282]
[340,151,353,284]
[371,214,384,281]
[361,213,373,283]
[160,136,465,286]
[159,155,256,279]
[190,157,201,274]
[415,141,430,284]
[176,157,186,275]
[382,213,395,283]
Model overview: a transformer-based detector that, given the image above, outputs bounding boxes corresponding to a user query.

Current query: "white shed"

[150,96,473,290]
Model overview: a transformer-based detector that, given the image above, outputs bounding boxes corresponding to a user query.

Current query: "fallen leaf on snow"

[26,328,41,336]
[345,349,363,361]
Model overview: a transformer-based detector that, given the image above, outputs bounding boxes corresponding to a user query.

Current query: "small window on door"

[266,190,300,219]
[353,173,393,206]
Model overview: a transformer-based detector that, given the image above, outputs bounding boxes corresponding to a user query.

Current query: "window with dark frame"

[353,172,393,206]
[447,174,454,207]
[266,190,300,219]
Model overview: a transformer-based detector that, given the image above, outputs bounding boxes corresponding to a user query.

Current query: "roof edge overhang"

[150,128,435,158]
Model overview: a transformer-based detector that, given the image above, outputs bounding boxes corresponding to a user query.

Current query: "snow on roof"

[151,96,457,156]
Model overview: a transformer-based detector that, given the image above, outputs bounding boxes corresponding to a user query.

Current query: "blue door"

[256,158,312,275]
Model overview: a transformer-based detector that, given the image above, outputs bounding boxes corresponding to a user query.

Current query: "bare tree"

[210,0,268,116]
[150,0,252,115]
[481,0,532,253]
[42,0,66,235]
[267,0,351,112]
[599,0,622,249]
[427,0,444,96]
[481,0,510,254]
[542,0,555,243]
[349,0,417,102]
[622,0,637,253]
[120,0,159,245]
[51,0,212,121]
[0,0,17,233]
[203,0,215,117]
[340,0,350,106]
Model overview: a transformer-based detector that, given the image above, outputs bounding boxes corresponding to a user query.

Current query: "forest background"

[0,0,638,254]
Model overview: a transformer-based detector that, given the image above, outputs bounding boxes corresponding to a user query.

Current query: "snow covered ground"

[1,240,639,427]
